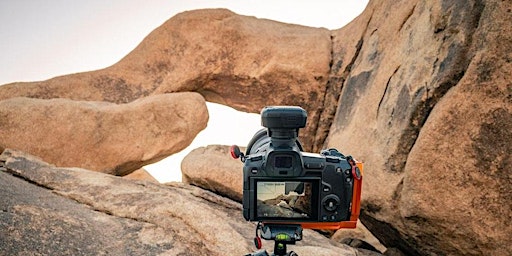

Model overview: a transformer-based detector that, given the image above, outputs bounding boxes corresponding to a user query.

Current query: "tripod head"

[245,223,302,256]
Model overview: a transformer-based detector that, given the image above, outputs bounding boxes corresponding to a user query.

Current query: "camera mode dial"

[322,194,341,212]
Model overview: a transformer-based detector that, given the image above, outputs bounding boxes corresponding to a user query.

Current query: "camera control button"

[322,195,340,212]
[305,162,323,169]
[326,157,340,163]
[249,156,262,161]
[323,185,331,192]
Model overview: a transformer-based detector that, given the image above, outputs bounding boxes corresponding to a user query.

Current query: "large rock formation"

[0,149,377,256]
[0,0,510,255]
[0,9,331,150]
[0,93,207,175]
[324,0,511,255]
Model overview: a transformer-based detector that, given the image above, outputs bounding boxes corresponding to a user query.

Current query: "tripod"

[245,223,302,256]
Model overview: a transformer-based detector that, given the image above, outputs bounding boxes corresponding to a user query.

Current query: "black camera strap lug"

[347,156,362,180]
[230,145,246,162]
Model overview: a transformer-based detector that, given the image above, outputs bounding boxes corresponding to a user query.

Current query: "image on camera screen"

[256,181,312,219]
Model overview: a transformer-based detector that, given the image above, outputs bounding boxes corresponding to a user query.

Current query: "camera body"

[238,106,362,229]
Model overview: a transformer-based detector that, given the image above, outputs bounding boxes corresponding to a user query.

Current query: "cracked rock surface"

[0,149,375,256]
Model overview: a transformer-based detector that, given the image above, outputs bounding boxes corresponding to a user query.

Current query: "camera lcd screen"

[256,181,313,219]
[274,156,293,168]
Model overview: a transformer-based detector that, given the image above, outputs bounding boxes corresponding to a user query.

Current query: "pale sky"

[0,0,369,182]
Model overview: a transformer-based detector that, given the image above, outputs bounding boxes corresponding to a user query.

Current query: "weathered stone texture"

[0,93,207,175]
[0,9,332,150]
[0,149,370,256]
[182,145,243,202]
[324,0,511,255]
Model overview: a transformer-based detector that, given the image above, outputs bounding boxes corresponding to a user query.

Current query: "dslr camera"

[231,106,363,230]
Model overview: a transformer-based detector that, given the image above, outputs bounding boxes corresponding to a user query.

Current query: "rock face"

[0,9,331,150]
[324,0,512,255]
[182,145,244,202]
[0,93,208,175]
[0,149,373,256]
[332,220,386,253]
